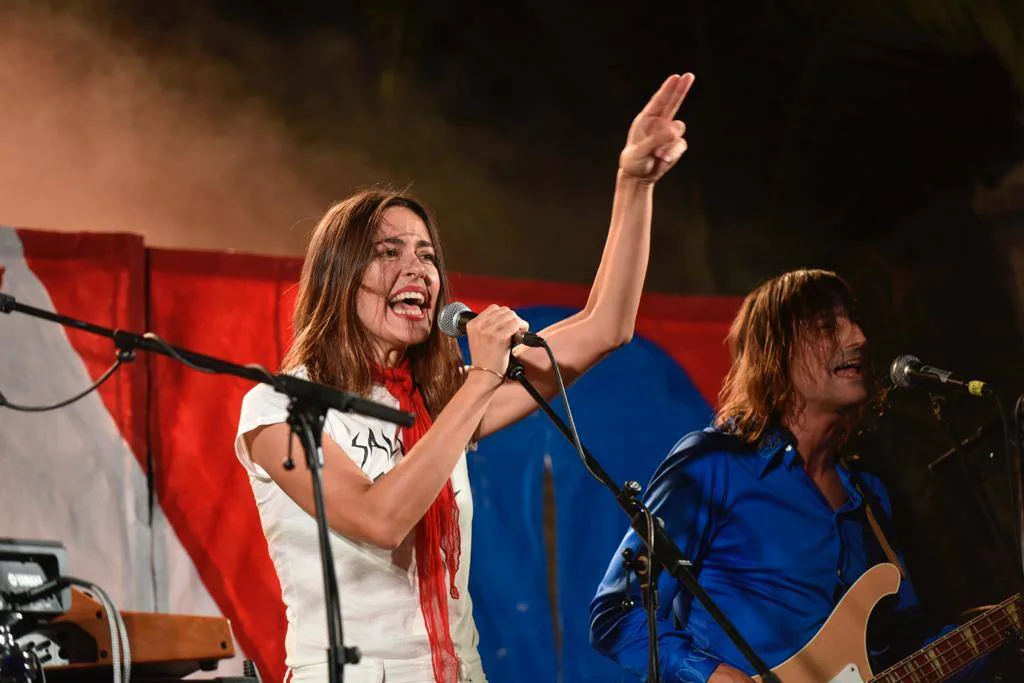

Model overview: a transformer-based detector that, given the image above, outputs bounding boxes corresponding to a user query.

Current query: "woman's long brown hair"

[282,188,464,417]
[714,269,857,444]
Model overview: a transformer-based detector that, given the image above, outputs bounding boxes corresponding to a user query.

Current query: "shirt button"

[784,445,793,452]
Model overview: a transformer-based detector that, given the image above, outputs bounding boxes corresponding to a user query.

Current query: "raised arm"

[478,72,694,438]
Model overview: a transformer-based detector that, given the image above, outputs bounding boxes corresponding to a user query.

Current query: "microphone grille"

[438,301,470,338]
[889,354,920,388]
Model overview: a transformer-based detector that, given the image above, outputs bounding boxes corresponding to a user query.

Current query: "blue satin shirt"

[589,427,941,682]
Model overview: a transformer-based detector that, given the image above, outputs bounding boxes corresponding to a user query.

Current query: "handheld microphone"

[438,301,545,347]
[889,354,992,397]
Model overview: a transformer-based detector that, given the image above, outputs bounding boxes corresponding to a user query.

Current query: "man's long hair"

[714,269,858,445]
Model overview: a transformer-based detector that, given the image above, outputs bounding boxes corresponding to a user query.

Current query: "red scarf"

[373,361,461,682]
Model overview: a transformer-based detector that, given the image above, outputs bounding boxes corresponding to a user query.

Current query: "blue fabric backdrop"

[463,306,716,682]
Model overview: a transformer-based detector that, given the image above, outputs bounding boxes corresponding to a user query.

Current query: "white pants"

[285,653,487,683]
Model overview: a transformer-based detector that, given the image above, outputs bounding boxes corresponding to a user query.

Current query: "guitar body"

[752,563,1021,682]
[754,562,902,683]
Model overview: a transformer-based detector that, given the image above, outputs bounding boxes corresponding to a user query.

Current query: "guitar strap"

[852,477,909,579]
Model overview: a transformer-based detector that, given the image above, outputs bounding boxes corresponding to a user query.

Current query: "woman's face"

[355,205,441,363]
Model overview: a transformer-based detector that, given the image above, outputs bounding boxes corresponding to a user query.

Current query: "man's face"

[789,309,869,415]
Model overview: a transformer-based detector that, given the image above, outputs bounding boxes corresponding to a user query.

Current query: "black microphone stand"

[0,293,414,683]
[927,420,1000,473]
[926,394,1019,586]
[504,356,779,683]
[1012,394,1024,587]
[980,387,1024,595]
[997,391,1024,677]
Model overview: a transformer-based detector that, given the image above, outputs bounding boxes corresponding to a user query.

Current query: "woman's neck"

[375,342,408,368]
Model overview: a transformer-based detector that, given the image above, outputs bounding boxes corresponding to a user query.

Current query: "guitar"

[754,563,1021,683]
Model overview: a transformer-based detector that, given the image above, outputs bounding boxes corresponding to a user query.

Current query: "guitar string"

[880,629,1000,683]
[879,612,1016,682]
[882,594,1017,676]
[922,606,1017,668]
[873,598,1020,682]
[880,611,1016,683]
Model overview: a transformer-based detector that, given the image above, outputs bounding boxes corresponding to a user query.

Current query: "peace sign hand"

[619,73,694,184]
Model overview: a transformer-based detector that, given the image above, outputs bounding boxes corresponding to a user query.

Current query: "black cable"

[538,341,599,481]
[28,648,48,683]
[994,393,1024,583]
[141,332,217,374]
[1013,394,1024,582]
[141,332,284,393]
[0,358,123,412]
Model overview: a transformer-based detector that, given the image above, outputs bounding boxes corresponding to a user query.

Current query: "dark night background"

[3,0,1024,662]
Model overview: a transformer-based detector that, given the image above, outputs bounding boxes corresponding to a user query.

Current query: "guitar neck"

[872,594,1022,683]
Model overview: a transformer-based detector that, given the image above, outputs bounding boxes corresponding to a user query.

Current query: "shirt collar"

[753,426,867,510]
[753,425,799,478]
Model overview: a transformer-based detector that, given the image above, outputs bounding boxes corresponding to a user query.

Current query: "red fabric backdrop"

[18,230,148,461]
[7,229,741,682]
